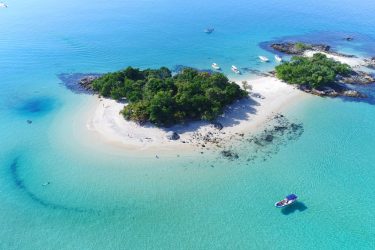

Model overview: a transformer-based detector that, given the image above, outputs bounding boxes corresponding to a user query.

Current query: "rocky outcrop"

[166,131,180,140]
[298,84,366,98]
[79,75,99,91]
[336,71,375,85]
[270,42,357,58]
[58,73,102,94]
[364,57,375,69]
[270,42,330,55]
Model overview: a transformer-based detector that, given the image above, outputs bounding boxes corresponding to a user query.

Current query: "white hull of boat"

[259,56,269,62]
[231,65,240,74]
[212,63,221,70]
[275,55,282,62]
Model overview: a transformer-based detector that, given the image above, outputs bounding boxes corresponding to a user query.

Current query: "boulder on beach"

[166,131,180,140]
[212,122,223,130]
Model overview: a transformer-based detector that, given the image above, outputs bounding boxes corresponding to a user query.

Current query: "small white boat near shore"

[0,2,8,8]
[275,55,283,62]
[211,63,221,70]
[259,56,269,62]
[231,65,241,74]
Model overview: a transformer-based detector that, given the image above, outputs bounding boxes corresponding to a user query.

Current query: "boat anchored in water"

[275,55,283,62]
[259,56,269,62]
[42,182,50,187]
[275,194,298,208]
[231,65,241,74]
[211,63,221,70]
[204,28,214,34]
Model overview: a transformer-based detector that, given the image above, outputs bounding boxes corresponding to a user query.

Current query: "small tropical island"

[271,42,375,97]
[90,67,248,126]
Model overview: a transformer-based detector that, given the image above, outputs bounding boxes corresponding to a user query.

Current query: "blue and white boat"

[275,194,298,208]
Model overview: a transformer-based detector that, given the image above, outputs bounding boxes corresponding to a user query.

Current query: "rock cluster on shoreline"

[58,73,101,94]
[364,57,375,69]
[297,85,366,98]
[270,42,357,59]
[79,75,99,91]
[271,42,330,55]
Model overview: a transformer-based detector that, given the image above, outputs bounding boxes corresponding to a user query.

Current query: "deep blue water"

[1,0,375,249]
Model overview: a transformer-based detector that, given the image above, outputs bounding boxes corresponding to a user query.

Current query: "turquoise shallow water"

[1,0,375,249]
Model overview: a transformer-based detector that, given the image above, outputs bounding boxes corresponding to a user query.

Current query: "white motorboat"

[259,56,269,62]
[211,63,221,70]
[0,2,8,8]
[275,55,283,62]
[231,65,240,74]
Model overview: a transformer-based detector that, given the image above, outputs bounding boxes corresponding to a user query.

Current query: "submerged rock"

[264,134,274,142]
[344,36,354,41]
[221,150,239,160]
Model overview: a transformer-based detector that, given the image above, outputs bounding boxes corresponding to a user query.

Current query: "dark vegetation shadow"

[281,201,308,215]
[218,97,259,128]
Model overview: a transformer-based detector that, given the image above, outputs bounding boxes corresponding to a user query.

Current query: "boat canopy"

[286,194,298,200]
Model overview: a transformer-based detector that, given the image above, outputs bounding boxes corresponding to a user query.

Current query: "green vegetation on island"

[294,42,312,51]
[275,53,351,88]
[92,67,248,126]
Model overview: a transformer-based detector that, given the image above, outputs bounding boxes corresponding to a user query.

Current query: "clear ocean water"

[1,0,375,249]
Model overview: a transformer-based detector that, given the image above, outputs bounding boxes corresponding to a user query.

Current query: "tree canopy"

[275,53,351,88]
[92,67,248,126]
